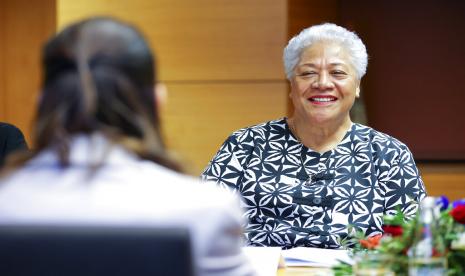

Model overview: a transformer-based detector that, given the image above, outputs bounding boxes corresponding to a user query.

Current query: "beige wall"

[57,0,288,174]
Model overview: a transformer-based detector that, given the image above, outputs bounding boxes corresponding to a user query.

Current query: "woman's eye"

[299,71,316,76]
[332,70,346,75]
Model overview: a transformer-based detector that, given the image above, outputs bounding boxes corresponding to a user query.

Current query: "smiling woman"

[288,41,360,152]
[201,23,426,249]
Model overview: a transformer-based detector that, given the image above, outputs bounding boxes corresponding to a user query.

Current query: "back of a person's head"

[26,17,180,171]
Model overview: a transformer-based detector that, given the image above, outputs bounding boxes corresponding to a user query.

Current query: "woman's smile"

[308,95,338,105]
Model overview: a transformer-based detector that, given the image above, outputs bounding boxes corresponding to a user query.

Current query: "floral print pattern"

[202,118,426,249]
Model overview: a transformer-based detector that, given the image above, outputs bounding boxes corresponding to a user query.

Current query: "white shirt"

[0,134,254,276]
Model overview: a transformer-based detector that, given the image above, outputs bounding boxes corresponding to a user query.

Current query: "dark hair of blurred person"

[10,17,180,172]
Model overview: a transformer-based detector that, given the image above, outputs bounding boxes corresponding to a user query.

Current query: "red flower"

[382,225,403,237]
[359,234,382,249]
[450,205,465,224]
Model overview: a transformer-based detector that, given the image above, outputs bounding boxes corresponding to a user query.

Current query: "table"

[244,246,346,275]
[277,266,333,275]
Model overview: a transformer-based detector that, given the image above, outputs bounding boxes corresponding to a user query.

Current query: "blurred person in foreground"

[0,17,254,276]
[202,23,426,249]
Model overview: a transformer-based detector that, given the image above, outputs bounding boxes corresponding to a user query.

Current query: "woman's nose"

[312,72,334,90]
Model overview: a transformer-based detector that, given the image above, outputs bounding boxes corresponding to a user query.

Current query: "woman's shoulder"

[352,123,411,152]
[126,161,243,218]
[228,118,287,141]
[0,154,241,216]
[140,161,239,197]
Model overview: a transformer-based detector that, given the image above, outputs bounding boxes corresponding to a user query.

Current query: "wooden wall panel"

[288,0,338,39]
[419,165,465,201]
[57,0,287,82]
[0,0,56,144]
[161,82,287,173]
[58,0,289,174]
[422,174,465,201]
[0,1,5,120]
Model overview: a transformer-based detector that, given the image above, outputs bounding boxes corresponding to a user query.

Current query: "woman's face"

[290,41,360,125]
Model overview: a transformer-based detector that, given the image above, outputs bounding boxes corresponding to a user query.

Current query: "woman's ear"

[355,77,362,98]
[289,79,295,98]
[154,83,168,110]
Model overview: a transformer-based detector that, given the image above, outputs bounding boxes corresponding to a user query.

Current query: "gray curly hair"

[283,23,368,80]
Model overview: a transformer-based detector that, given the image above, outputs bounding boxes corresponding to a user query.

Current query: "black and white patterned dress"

[202,118,426,249]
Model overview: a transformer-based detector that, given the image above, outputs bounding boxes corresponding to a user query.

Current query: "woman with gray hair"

[202,23,426,249]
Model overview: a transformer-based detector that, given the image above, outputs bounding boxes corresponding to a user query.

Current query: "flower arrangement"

[333,196,465,276]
